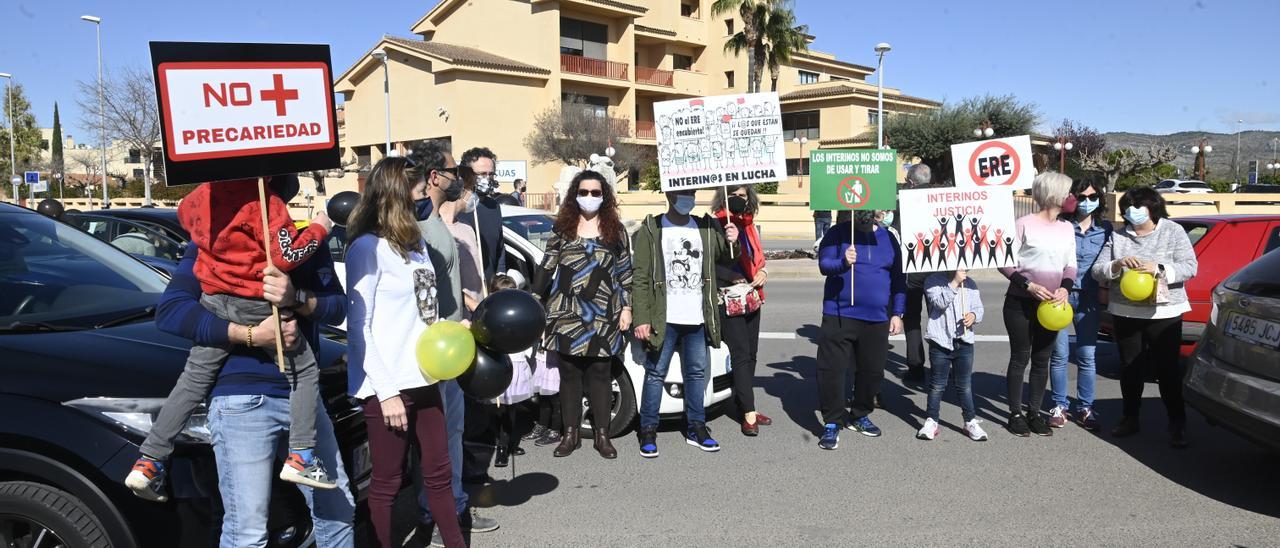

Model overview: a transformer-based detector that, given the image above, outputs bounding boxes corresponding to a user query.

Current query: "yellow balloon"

[416,321,477,381]
[1037,301,1074,331]
[1120,269,1155,302]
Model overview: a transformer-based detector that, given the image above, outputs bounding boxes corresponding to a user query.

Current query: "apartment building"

[335,0,940,193]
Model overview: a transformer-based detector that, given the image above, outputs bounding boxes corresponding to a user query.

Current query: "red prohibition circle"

[836,176,871,209]
[968,140,1022,186]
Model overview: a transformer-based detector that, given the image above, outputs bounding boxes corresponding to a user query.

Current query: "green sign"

[808,148,899,210]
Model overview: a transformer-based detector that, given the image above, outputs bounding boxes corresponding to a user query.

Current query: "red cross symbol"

[259,74,298,116]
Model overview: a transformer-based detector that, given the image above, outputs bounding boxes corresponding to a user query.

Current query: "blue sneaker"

[818,423,840,450]
[847,416,882,437]
[638,426,659,458]
[685,423,720,452]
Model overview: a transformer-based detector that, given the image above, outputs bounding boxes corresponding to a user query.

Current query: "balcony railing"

[635,66,674,87]
[636,120,656,140]
[560,53,629,81]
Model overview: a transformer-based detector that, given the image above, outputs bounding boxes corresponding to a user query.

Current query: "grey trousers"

[140,293,318,459]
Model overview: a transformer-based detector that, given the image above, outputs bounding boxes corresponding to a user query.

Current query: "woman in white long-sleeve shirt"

[344,156,464,548]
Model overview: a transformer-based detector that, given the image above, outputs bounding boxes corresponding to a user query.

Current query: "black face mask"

[414,198,433,221]
[440,175,464,202]
[727,195,748,214]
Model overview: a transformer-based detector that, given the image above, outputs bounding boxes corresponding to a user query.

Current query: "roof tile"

[383,36,550,75]
[780,84,941,106]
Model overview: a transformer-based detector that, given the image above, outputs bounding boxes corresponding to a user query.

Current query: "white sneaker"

[916,418,939,440]
[965,419,989,441]
[1048,406,1068,428]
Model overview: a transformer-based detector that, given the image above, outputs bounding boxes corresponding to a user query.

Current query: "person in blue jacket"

[155,243,355,547]
[814,209,906,450]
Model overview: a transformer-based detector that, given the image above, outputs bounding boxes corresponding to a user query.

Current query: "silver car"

[1185,249,1280,452]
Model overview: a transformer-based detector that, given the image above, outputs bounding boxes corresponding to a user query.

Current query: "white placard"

[495,160,527,183]
[654,92,786,191]
[157,62,336,161]
[898,187,1020,273]
[950,135,1035,190]
[30,181,48,193]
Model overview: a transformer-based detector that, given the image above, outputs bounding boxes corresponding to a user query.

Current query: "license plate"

[352,441,371,478]
[1223,311,1280,350]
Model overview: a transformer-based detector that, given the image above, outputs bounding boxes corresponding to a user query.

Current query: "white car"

[1155,179,1213,195]
[331,205,733,437]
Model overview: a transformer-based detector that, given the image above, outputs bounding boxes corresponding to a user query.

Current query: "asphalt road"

[401,279,1280,547]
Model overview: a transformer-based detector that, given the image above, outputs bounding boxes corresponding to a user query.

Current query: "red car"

[1099,215,1280,357]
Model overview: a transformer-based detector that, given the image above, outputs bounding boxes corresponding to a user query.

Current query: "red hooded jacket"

[178,179,328,298]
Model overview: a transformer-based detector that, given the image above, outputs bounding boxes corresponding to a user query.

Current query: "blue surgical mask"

[1077,197,1099,216]
[414,197,433,220]
[1124,206,1150,226]
[673,194,696,215]
[880,212,895,227]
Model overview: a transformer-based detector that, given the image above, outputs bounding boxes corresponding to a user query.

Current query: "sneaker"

[1007,413,1031,437]
[1073,407,1101,431]
[638,426,659,458]
[916,418,939,440]
[1027,413,1053,437]
[964,419,989,441]
[522,424,547,441]
[535,428,562,447]
[279,452,338,489]
[685,423,720,452]
[1169,422,1189,449]
[847,416,882,437]
[818,423,840,450]
[462,506,499,533]
[1047,406,1068,428]
[124,456,168,502]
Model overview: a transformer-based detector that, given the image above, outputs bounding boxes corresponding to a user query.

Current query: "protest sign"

[808,149,899,211]
[951,135,1034,190]
[496,160,527,183]
[897,187,1020,273]
[654,92,786,192]
[150,41,340,185]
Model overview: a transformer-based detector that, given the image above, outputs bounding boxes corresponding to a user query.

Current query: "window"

[782,110,820,140]
[725,19,734,35]
[132,168,144,180]
[798,70,820,85]
[1156,180,1175,189]
[681,2,698,18]
[560,18,608,59]
[867,110,880,126]
[562,93,609,118]
[724,71,735,88]
[673,54,693,71]
[40,139,49,151]
[830,76,849,82]
[128,149,141,163]
[786,158,810,176]
[1265,224,1280,254]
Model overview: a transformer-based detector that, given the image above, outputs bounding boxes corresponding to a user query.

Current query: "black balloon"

[36,199,65,219]
[326,191,360,226]
[471,289,546,353]
[458,345,513,400]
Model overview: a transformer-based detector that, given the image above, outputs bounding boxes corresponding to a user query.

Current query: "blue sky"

[2,0,1275,145]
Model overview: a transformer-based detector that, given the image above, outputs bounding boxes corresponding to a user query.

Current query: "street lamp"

[81,15,109,209]
[371,49,392,158]
[1052,136,1074,173]
[792,136,809,188]
[874,43,891,149]
[54,172,63,200]
[1235,119,1243,184]
[0,72,13,204]
[1268,138,1279,179]
[973,120,994,139]
[1190,138,1213,181]
[9,175,19,205]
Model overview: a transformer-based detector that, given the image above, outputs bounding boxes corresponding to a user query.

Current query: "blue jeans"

[926,342,976,422]
[814,217,832,240]
[208,394,354,548]
[420,379,467,520]
[1049,296,1100,411]
[640,324,709,429]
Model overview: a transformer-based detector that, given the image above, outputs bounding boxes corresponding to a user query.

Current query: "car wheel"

[580,360,638,438]
[0,481,111,548]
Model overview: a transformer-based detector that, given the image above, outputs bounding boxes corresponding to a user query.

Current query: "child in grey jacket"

[918,269,988,441]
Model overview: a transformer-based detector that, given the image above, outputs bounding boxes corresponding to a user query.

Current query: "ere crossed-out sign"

[150,42,340,185]
[950,135,1035,191]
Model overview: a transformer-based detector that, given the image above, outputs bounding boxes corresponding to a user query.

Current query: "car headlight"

[65,398,212,445]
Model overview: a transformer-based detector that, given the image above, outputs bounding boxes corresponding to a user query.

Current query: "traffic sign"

[24,171,39,184]
[30,181,48,193]
[951,135,1035,190]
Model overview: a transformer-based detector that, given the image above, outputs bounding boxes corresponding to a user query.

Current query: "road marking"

[760,332,1011,342]
[760,332,797,340]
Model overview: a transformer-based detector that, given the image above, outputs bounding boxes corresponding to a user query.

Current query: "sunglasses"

[1075,193,1099,201]
[577,189,604,197]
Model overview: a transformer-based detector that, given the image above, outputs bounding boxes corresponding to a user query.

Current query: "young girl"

[490,274,535,468]
[918,268,988,441]
[526,354,563,447]
[345,156,463,547]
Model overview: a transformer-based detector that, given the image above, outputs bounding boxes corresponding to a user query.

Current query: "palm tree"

[712,0,766,93]
[763,6,808,92]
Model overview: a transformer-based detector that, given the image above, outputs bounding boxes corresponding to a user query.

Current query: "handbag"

[720,283,762,317]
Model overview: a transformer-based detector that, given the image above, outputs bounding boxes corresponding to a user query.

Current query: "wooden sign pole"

[257,178,287,373]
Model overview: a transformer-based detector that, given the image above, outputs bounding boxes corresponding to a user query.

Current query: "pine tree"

[51,103,64,196]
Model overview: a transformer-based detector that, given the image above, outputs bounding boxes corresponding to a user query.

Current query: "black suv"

[0,204,369,547]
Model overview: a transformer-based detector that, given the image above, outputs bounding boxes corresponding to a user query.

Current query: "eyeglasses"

[577,189,603,197]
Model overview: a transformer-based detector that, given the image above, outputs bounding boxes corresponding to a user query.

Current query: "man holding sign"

[808,149,905,451]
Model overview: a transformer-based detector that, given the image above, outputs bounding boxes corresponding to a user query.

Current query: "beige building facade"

[336,0,940,197]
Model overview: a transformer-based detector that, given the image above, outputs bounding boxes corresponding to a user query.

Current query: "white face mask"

[576,195,604,214]
[474,176,497,197]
